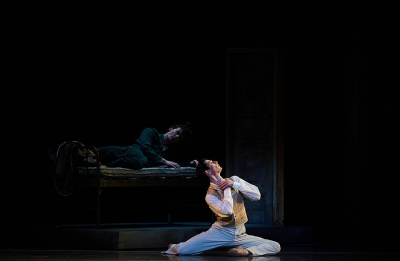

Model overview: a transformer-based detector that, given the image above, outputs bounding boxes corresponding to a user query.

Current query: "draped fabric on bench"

[53,141,86,196]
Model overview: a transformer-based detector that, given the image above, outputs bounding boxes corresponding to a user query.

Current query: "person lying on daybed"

[96,122,198,170]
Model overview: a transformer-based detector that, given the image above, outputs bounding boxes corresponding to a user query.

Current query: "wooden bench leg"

[96,183,101,228]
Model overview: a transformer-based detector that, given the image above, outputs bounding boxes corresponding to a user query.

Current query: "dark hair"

[168,121,193,144]
[196,158,209,180]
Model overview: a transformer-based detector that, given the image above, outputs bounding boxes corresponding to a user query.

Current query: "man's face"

[164,127,185,144]
[205,159,222,175]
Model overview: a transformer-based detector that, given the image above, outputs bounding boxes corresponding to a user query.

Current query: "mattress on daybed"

[76,165,197,178]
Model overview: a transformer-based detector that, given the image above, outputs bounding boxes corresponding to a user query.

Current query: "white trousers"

[161,223,281,256]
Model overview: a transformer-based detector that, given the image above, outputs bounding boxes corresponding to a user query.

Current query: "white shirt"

[206,175,261,220]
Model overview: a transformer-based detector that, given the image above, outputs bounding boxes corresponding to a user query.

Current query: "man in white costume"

[162,158,281,257]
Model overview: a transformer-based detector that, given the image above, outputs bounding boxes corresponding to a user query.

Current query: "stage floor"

[1,244,400,261]
[6,222,313,250]
[1,222,399,260]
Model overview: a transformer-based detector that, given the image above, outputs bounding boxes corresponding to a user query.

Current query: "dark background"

[3,2,398,247]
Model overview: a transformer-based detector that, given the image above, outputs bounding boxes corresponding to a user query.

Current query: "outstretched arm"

[176,159,198,167]
[159,158,181,168]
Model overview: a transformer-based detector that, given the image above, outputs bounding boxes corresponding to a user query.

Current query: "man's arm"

[207,176,260,216]
[206,187,234,216]
[138,128,163,163]
[225,176,261,201]
[175,159,198,167]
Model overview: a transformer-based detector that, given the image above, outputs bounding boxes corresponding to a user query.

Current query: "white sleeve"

[205,188,234,216]
[230,176,261,201]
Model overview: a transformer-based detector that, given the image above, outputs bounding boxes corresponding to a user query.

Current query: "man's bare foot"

[227,246,249,256]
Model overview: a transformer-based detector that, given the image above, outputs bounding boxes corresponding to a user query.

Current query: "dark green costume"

[97,128,168,170]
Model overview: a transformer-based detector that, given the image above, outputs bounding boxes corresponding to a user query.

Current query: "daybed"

[51,141,201,227]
